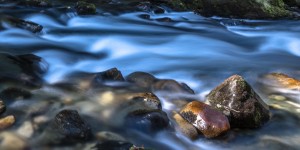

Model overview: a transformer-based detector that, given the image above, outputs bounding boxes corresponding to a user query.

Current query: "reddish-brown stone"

[180,101,230,138]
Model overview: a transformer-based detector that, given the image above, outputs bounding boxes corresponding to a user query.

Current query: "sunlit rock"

[0,132,28,150]
[0,115,15,130]
[263,73,300,90]
[207,75,270,128]
[179,101,230,138]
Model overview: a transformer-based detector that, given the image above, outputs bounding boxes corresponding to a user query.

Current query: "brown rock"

[172,112,198,140]
[0,115,15,130]
[179,101,230,138]
[264,73,300,90]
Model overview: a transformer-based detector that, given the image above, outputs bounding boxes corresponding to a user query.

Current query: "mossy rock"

[75,1,96,15]
[168,0,292,19]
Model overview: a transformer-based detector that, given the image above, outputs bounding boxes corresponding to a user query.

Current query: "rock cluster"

[0,54,278,148]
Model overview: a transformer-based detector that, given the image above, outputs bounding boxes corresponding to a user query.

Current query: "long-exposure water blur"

[0,1,300,150]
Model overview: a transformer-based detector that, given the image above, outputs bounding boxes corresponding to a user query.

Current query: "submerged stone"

[126,71,157,89]
[152,79,194,94]
[0,87,31,102]
[75,1,97,15]
[207,75,270,128]
[180,101,230,138]
[1,15,43,33]
[93,140,133,150]
[53,109,92,143]
[125,109,169,134]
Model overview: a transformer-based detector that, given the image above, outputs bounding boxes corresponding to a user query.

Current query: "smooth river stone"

[207,75,270,128]
[180,101,230,138]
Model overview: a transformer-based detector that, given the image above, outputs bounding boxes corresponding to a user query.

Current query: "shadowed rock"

[53,109,92,144]
[1,15,43,33]
[207,75,270,128]
[75,1,97,15]
[125,109,169,134]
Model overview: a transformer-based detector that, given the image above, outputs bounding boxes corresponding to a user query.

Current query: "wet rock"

[180,101,230,138]
[0,132,28,150]
[0,53,46,89]
[264,73,300,90]
[75,1,97,15]
[53,109,92,144]
[168,0,291,19]
[0,115,15,130]
[172,112,198,140]
[126,71,157,89]
[94,68,125,83]
[207,75,270,128]
[155,17,173,22]
[1,15,43,33]
[284,0,300,7]
[152,79,194,94]
[93,140,133,150]
[126,71,194,94]
[18,0,52,8]
[96,131,126,142]
[125,109,169,134]
[138,14,151,20]
[153,6,165,14]
[0,101,6,115]
[0,87,31,101]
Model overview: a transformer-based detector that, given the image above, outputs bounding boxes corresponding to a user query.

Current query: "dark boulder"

[53,109,92,144]
[207,75,270,128]
[1,15,43,33]
[94,68,125,83]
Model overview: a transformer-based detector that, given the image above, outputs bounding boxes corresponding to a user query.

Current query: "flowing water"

[1,4,300,150]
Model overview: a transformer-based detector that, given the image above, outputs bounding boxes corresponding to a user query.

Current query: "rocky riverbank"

[0,52,299,149]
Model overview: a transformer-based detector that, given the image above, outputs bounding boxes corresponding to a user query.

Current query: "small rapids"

[0,3,300,150]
